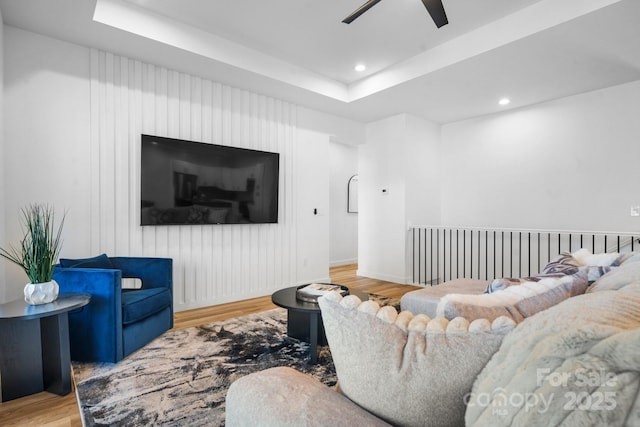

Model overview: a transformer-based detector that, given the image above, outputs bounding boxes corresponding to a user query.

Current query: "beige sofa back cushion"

[318,293,514,427]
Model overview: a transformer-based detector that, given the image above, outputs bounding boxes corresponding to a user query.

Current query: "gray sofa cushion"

[225,366,391,426]
[400,278,488,317]
[318,293,514,427]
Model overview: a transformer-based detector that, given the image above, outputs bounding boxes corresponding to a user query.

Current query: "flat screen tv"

[140,134,279,225]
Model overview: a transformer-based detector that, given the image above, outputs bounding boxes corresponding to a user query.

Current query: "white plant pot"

[24,280,59,305]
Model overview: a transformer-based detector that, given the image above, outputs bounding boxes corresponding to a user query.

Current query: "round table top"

[272,284,367,313]
[0,292,91,320]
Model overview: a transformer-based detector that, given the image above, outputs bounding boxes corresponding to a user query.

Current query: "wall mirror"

[347,175,358,213]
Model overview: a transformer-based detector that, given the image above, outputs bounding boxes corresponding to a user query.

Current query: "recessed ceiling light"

[354,64,366,72]
[499,98,511,106]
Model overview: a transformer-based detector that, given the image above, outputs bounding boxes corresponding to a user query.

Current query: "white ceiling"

[2,0,640,124]
[122,0,545,85]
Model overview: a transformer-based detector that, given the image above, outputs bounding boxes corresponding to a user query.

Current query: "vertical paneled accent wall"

[89,49,298,311]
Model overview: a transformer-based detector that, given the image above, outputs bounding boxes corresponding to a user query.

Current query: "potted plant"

[0,204,65,305]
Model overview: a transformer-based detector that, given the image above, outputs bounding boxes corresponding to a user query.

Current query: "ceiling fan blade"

[421,0,448,28]
[342,0,384,24]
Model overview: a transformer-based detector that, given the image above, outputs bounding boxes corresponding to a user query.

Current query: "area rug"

[73,294,398,426]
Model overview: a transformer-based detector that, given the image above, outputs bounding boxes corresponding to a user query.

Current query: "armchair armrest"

[226,367,390,426]
[52,267,124,362]
[110,257,172,291]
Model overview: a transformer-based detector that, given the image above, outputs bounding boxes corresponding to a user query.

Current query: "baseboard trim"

[330,258,358,267]
[356,269,411,285]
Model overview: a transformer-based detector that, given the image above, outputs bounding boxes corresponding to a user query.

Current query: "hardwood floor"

[0,264,419,426]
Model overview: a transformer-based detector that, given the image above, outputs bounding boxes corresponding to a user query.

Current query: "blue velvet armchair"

[53,255,173,363]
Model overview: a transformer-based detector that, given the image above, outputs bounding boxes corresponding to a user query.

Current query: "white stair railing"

[409,226,640,286]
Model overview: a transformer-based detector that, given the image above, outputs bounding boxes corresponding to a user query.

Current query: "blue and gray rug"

[73,294,398,426]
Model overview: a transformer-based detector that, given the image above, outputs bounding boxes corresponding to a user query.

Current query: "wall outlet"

[631,206,640,217]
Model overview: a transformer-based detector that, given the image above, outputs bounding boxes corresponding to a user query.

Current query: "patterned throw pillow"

[571,249,627,281]
[318,293,514,427]
[541,252,583,275]
[485,273,566,293]
[484,277,523,293]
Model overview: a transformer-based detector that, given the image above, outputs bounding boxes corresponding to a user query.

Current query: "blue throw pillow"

[59,253,115,269]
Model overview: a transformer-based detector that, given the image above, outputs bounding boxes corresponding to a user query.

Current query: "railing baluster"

[417,229,420,284]
[436,229,440,284]
[501,231,505,278]
[456,229,460,279]
[477,230,481,280]
[527,232,531,276]
[509,232,513,277]
[518,232,521,277]
[449,229,453,281]
[463,230,466,278]
[419,228,429,284]
[430,228,433,286]
[443,229,447,282]
[537,232,541,273]
[493,231,496,280]
[470,231,473,279]
[485,230,488,280]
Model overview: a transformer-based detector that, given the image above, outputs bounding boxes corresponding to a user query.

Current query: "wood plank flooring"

[0,264,419,426]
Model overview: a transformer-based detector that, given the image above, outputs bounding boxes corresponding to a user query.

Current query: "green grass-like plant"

[0,204,65,284]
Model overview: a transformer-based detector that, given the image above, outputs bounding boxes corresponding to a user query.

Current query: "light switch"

[631,206,640,217]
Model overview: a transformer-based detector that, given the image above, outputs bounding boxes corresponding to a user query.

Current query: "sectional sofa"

[226,250,640,426]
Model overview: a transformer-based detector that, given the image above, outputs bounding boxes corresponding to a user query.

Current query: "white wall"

[404,115,441,277]
[441,80,640,231]
[298,105,363,269]
[358,114,440,283]
[3,27,92,302]
[357,80,640,287]
[359,115,406,282]
[298,107,365,146]
[2,26,343,309]
[405,114,441,226]
[0,5,5,302]
[329,141,358,266]
[297,129,330,281]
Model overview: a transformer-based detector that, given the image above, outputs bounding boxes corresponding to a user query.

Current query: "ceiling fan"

[342,0,448,28]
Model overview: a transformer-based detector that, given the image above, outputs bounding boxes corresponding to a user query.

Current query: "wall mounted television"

[140,134,279,225]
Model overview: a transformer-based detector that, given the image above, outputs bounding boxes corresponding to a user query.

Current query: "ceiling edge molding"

[347,0,624,101]
[93,0,349,102]
[92,0,624,107]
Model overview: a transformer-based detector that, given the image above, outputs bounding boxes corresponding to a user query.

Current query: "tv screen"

[140,134,279,225]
